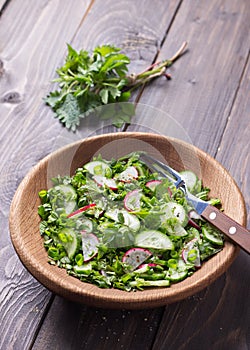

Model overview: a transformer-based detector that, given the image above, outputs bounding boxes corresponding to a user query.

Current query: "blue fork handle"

[202,205,250,254]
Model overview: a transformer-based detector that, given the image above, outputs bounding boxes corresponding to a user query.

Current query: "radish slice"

[81,231,99,262]
[67,204,96,218]
[136,263,158,270]
[182,239,201,268]
[122,247,152,270]
[188,211,202,231]
[79,218,93,233]
[167,187,172,197]
[189,210,202,220]
[145,180,162,191]
[93,175,118,190]
[188,218,202,231]
[117,166,138,182]
[134,263,160,274]
[124,189,142,211]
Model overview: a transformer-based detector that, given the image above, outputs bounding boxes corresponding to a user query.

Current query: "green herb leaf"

[100,89,109,104]
[44,90,62,109]
[55,94,82,131]
[45,42,187,131]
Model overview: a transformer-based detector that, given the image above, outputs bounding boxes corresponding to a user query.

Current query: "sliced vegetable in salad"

[38,152,224,291]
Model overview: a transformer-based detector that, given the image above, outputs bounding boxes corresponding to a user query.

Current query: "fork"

[140,153,250,254]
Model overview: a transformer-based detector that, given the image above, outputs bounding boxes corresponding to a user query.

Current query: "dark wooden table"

[1,1,249,349]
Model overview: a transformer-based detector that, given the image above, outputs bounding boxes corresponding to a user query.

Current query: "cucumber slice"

[73,263,92,274]
[168,259,189,282]
[202,226,224,246]
[168,270,188,282]
[105,209,140,231]
[58,228,78,259]
[161,202,188,236]
[81,232,99,261]
[135,230,173,250]
[164,202,188,227]
[130,279,170,288]
[123,212,140,232]
[49,184,77,215]
[167,223,188,237]
[182,239,201,267]
[180,170,199,193]
[84,160,111,176]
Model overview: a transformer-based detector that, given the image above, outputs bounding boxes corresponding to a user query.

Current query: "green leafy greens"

[45,42,187,131]
[38,153,224,291]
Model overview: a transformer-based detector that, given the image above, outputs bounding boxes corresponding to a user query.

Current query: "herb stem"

[125,41,188,89]
[169,41,188,62]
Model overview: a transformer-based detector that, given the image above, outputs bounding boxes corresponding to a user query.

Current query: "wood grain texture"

[0,1,92,349]
[181,47,250,350]
[0,0,183,348]
[50,0,183,150]
[152,256,250,350]
[0,0,7,12]
[70,0,181,72]
[32,297,164,350]
[216,54,250,226]
[127,0,250,156]
[125,1,250,348]
[1,0,250,349]
[149,6,250,348]
[0,260,51,350]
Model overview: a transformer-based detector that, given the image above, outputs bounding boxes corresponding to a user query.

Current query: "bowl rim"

[9,132,245,309]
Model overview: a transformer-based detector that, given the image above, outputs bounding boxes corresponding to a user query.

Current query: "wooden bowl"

[9,132,246,309]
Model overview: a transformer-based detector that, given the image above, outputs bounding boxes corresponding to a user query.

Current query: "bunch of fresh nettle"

[45,42,187,131]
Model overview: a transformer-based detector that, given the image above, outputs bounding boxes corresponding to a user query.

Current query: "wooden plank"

[127,0,250,156]
[151,15,250,350]
[32,297,164,350]
[152,256,250,350]
[126,1,250,349]
[216,54,250,222]
[17,0,183,151]
[54,0,183,148]
[0,0,182,348]
[0,0,93,161]
[70,0,181,73]
[0,1,92,349]
[0,0,7,12]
